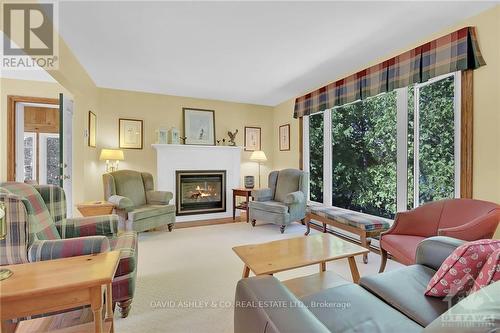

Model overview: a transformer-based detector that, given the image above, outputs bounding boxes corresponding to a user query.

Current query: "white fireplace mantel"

[152,144,242,222]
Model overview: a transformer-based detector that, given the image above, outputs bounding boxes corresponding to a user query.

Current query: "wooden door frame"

[297,70,474,199]
[7,95,59,181]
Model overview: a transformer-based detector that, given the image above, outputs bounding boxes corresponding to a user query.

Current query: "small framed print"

[119,118,143,149]
[157,128,168,144]
[88,111,96,147]
[279,124,290,151]
[244,126,261,151]
[183,108,216,145]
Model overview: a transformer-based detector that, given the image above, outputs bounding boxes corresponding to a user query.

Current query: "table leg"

[242,265,250,278]
[348,256,361,283]
[319,262,326,272]
[233,192,236,221]
[90,285,104,333]
[105,283,114,333]
[245,192,250,223]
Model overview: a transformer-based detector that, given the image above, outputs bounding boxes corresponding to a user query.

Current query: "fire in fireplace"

[175,170,226,216]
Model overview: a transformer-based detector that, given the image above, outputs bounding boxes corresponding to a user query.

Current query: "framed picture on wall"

[119,118,143,149]
[88,111,96,147]
[244,126,261,151]
[183,108,215,145]
[279,124,290,151]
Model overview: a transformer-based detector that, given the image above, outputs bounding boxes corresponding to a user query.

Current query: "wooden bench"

[305,205,392,264]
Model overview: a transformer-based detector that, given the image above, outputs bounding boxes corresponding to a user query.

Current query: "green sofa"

[103,170,175,232]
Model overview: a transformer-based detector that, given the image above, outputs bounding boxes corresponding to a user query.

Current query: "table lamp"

[250,150,267,188]
[0,203,13,280]
[100,149,124,173]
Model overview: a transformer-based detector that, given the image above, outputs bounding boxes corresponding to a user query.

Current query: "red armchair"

[379,198,500,272]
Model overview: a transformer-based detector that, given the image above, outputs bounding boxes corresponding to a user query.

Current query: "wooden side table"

[232,188,253,223]
[76,201,115,217]
[0,251,120,333]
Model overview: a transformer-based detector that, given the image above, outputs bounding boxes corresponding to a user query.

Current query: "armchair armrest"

[146,190,173,205]
[415,236,466,271]
[58,215,119,238]
[235,276,330,333]
[251,188,273,202]
[438,210,500,241]
[108,195,134,212]
[28,236,110,262]
[284,191,305,205]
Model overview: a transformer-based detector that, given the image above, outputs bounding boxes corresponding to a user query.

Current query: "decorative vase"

[244,176,255,189]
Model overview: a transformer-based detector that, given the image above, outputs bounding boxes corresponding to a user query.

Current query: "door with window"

[9,94,74,215]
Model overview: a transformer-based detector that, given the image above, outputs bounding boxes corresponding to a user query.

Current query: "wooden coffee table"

[0,251,120,333]
[232,234,369,283]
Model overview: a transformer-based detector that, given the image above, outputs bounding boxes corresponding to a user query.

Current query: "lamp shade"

[250,150,267,162]
[99,149,124,161]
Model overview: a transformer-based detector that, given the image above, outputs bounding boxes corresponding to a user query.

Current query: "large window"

[332,91,397,218]
[304,73,460,218]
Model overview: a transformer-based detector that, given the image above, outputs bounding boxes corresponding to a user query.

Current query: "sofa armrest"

[284,191,305,205]
[415,236,466,271]
[28,236,110,262]
[108,195,134,212]
[146,190,173,205]
[251,188,273,202]
[235,276,330,333]
[437,210,500,241]
[59,215,119,238]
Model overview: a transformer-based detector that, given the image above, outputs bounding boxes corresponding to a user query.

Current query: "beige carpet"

[114,221,403,333]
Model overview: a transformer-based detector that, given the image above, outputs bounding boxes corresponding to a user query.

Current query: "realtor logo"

[2,2,58,69]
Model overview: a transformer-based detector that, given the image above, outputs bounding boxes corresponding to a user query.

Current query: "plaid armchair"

[0,182,138,318]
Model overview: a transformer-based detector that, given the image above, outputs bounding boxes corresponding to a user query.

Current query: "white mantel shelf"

[152,144,243,222]
[152,144,242,150]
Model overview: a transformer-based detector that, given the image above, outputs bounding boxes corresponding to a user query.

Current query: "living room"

[0,1,499,333]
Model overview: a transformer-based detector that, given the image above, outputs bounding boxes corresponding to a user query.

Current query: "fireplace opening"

[176,170,226,216]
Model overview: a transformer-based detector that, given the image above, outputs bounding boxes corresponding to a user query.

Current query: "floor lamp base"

[0,268,13,280]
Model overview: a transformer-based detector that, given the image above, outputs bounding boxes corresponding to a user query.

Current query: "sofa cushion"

[360,265,448,327]
[423,282,500,333]
[249,201,289,214]
[108,231,137,277]
[471,248,500,294]
[425,239,500,297]
[274,169,301,203]
[381,234,425,265]
[128,204,175,222]
[310,205,392,231]
[301,283,423,333]
[112,170,147,206]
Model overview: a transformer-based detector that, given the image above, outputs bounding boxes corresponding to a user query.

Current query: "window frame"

[303,71,462,215]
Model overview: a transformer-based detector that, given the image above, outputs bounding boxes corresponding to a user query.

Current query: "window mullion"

[302,116,310,201]
[396,88,408,212]
[413,86,420,208]
[323,109,332,206]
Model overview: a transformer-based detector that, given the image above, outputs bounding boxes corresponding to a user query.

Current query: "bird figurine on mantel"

[227,129,238,146]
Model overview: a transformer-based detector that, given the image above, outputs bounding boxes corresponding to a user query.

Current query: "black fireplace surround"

[175,170,226,216]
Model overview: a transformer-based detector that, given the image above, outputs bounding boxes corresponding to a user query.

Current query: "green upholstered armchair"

[103,170,175,232]
[248,169,309,233]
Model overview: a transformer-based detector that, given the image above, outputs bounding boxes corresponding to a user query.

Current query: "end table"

[77,201,114,217]
[232,188,253,223]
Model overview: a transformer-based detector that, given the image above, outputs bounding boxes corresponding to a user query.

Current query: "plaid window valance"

[294,27,485,118]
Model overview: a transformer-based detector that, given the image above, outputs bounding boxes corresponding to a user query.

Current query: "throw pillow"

[425,239,500,297]
[469,248,500,294]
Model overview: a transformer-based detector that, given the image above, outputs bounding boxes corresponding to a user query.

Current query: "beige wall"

[91,88,274,199]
